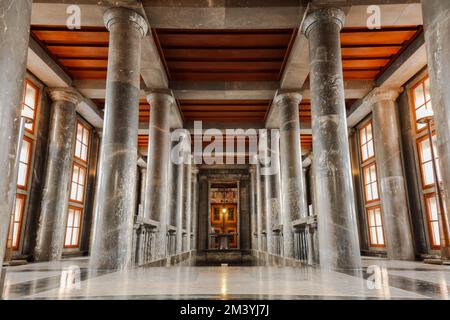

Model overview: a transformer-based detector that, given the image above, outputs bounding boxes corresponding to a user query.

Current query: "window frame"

[17,136,33,191]
[21,79,40,134]
[411,76,433,133]
[366,205,386,248]
[69,162,87,204]
[362,162,380,204]
[74,121,90,164]
[416,132,440,190]
[7,193,27,251]
[424,192,441,250]
[63,206,83,249]
[359,121,375,164]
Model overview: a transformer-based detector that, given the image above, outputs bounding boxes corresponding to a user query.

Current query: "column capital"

[46,87,84,105]
[104,7,148,38]
[274,90,303,107]
[365,87,403,106]
[302,8,345,38]
[145,89,176,106]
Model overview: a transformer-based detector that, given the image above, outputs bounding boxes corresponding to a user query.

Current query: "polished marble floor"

[2,256,449,300]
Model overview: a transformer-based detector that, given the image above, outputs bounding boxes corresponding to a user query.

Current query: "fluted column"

[191,167,199,250]
[303,8,361,270]
[0,0,32,274]
[145,91,175,258]
[371,89,415,260]
[275,92,306,258]
[182,156,192,252]
[35,88,82,261]
[422,0,450,253]
[139,167,147,216]
[90,7,148,270]
[249,166,258,250]
[255,155,264,251]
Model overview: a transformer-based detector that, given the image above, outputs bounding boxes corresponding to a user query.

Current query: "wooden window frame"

[416,132,440,190]
[21,79,39,134]
[17,136,33,191]
[366,205,386,248]
[424,192,441,250]
[8,194,27,251]
[69,163,87,204]
[362,162,380,204]
[74,121,90,164]
[359,121,375,164]
[64,206,83,249]
[411,76,433,133]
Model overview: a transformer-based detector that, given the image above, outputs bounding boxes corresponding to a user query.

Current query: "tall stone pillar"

[275,92,306,258]
[303,8,361,270]
[263,130,282,254]
[191,167,199,250]
[0,0,32,275]
[182,159,192,252]
[255,156,264,251]
[249,167,258,250]
[261,130,273,254]
[302,168,309,216]
[174,159,184,254]
[139,167,147,216]
[145,91,174,259]
[422,0,450,245]
[371,90,415,260]
[34,88,82,261]
[90,7,148,270]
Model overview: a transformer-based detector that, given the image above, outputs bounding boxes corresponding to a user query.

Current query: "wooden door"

[211,204,238,249]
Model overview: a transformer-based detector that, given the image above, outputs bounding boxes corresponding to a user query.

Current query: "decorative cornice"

[302,8,345,39]
[46,87,84,105]
[104,7,148,38]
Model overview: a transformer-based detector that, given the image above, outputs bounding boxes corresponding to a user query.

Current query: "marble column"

[191,167,199,250]
[197,176,209,250]
[182,158,192,252]
[371,89,415,260]
[254,155,264,252]
[34,88,82,261]
[303,8,361,270]
[259,165,267,251]
[422,0,450,251]
[249,166,258,250]
[261,130,273,254]
[145,91,174,259]
[175,158,184,254]
[302,168,309,216]
[0,0,32,275]
[274,92,306,258]
[139,167,147,217]
[263,130,282,254]
[90,7,148,270]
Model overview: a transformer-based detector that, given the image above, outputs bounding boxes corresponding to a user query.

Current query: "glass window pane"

[82,128,89,145]
[67,209,74,227]
[370,228,377,244]
[423,162,435,186]
[75,142,82,159]
[77,185,84,201]
[73,211,81,228]
[71,228,79,246]
[20,140,30,163]
[424,78,431,101]
[24,84,37,107]
[431,222,441,246]
[368,211,375,226]
[360,128,367,144]
[366,185,373,201]
[65,228,72,246]
[377,227,384,245]
[372,185,379,200]
[428,196,439,220]
[17,164,27,186]
[370,165,377,182]
[375,209,382,225]
[414,84,425,107]
[366,124,372,141]
[367,141,374,159]
[362,146,368,161]
[420,139,432,162]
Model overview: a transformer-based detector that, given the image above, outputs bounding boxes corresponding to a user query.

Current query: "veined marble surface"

[2,257,449,300]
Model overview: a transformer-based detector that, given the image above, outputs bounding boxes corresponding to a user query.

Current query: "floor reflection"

[2,257,449,300]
